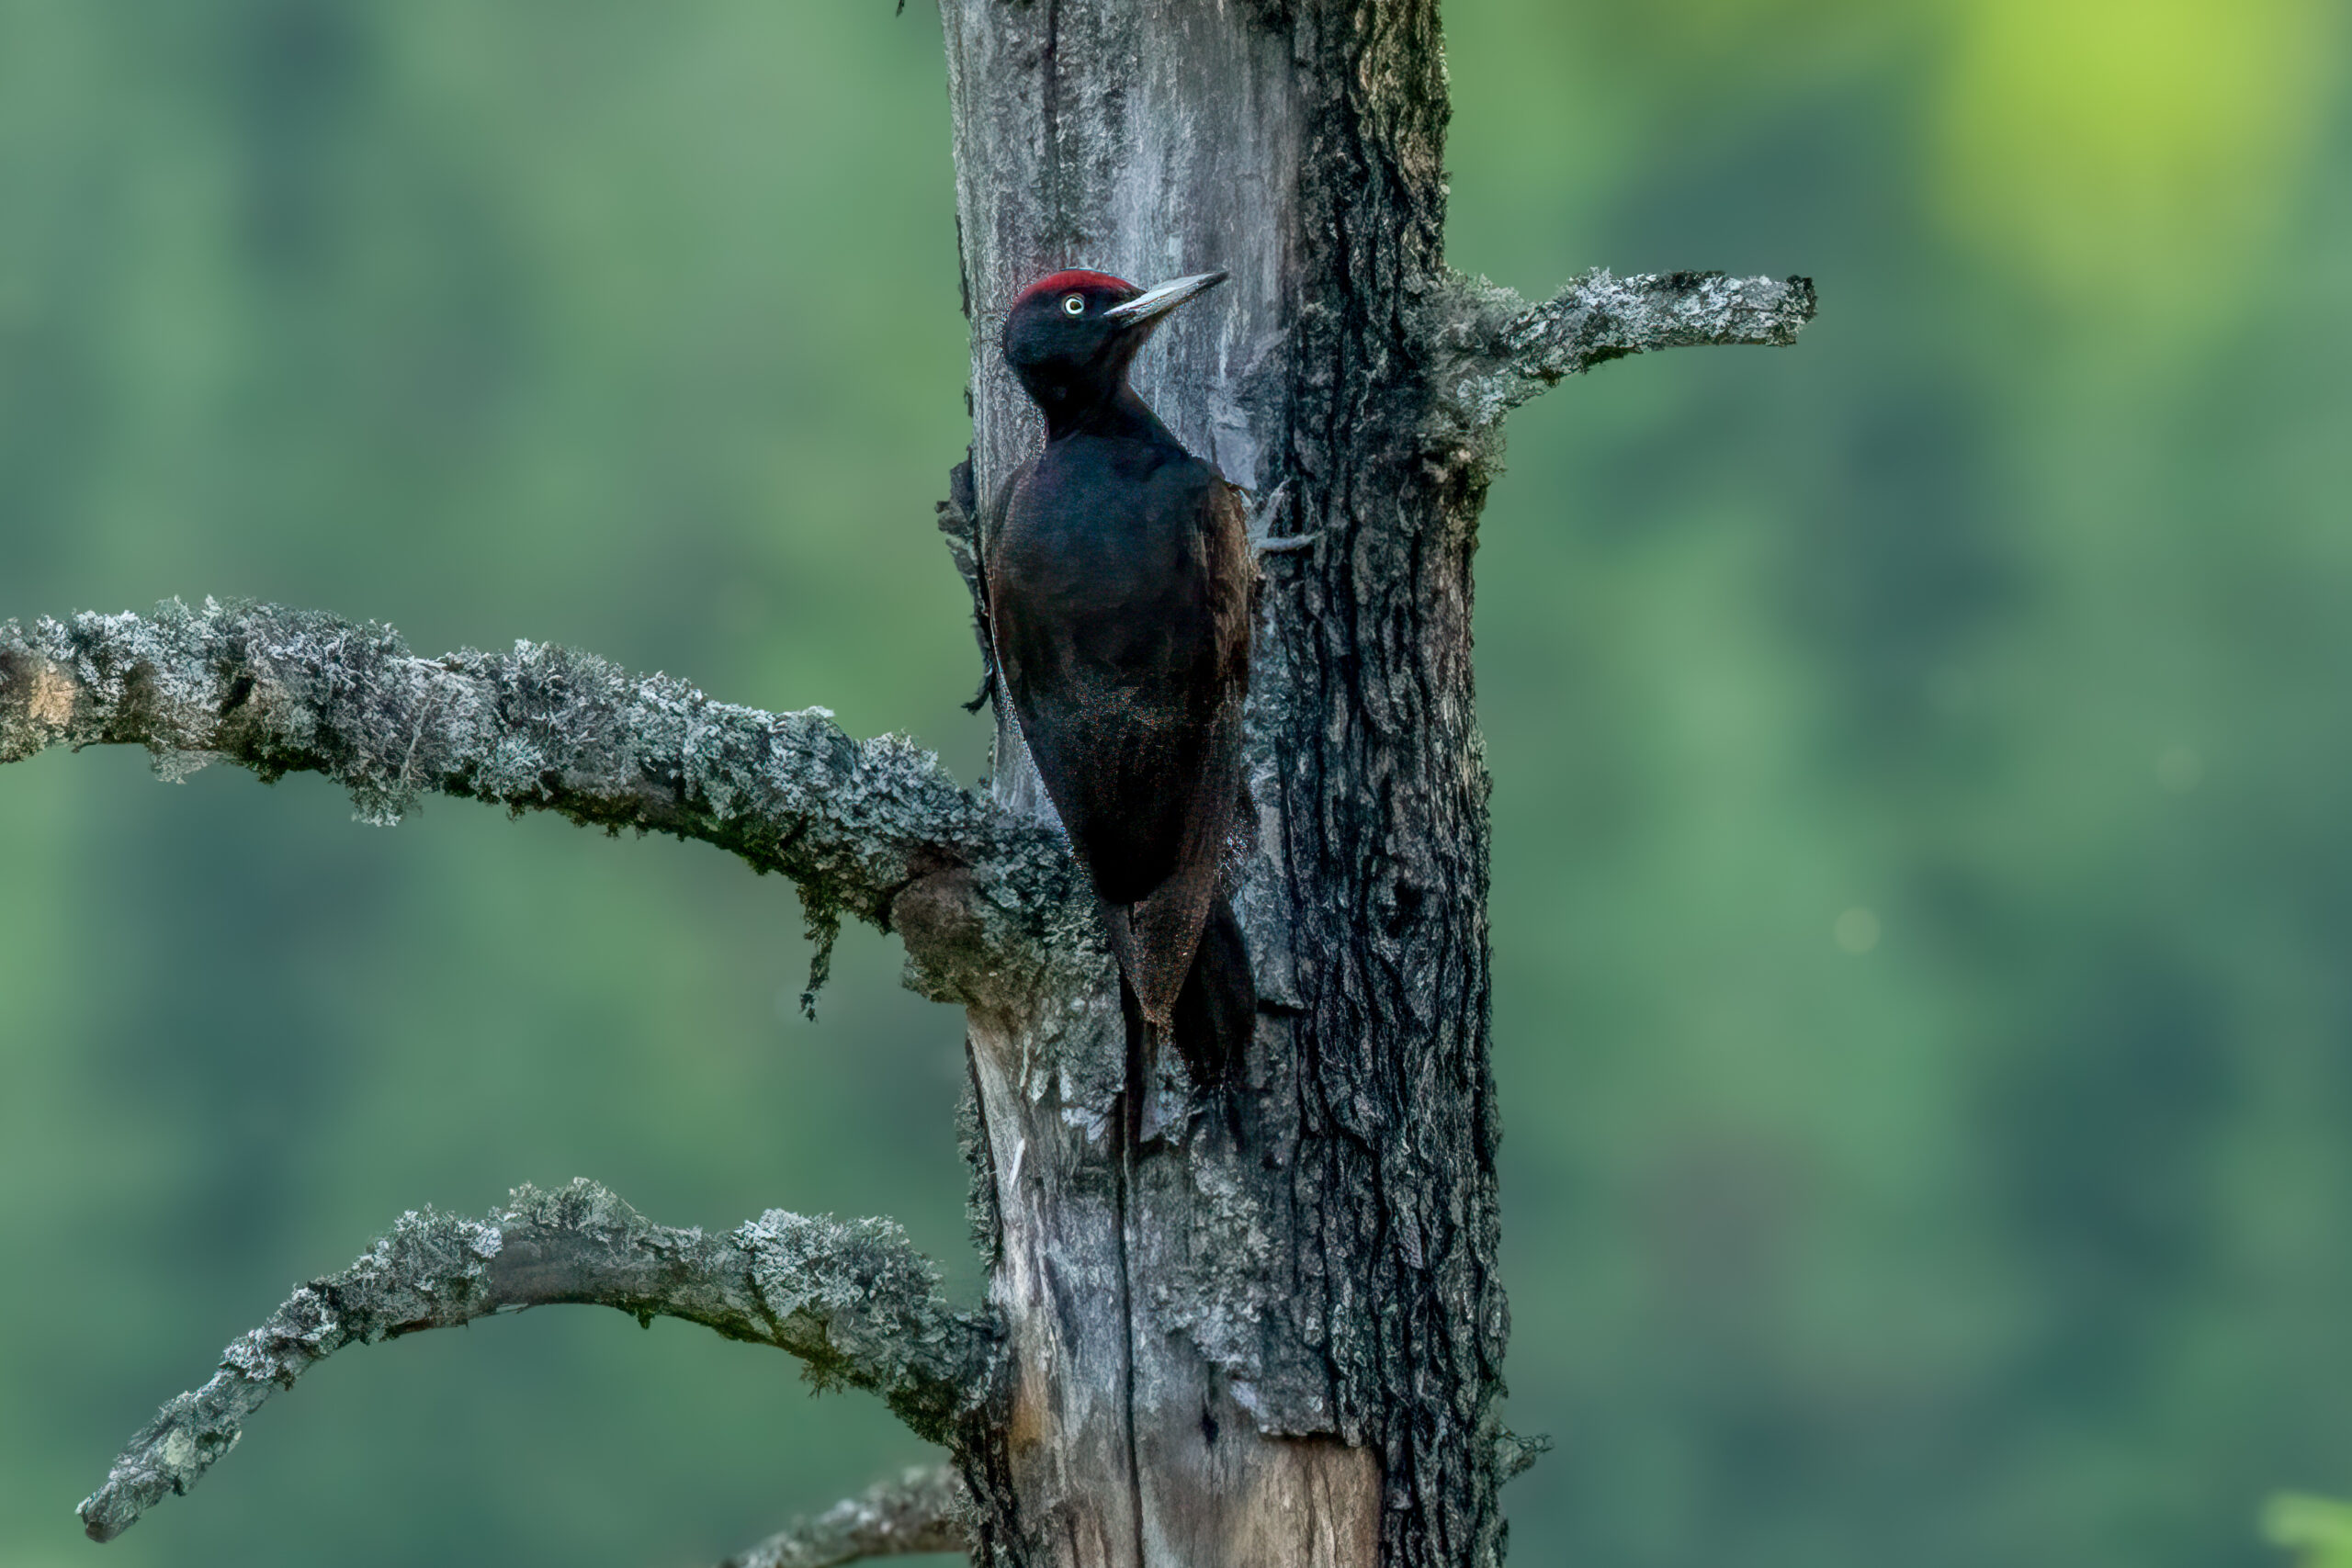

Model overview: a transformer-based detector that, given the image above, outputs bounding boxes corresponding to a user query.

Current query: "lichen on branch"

[0,598,1091,1006]
[718,1464,968,1568]
[76,1180,993,1543]
[1427,267,1817,430]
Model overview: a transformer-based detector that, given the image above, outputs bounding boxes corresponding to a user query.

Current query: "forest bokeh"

[3,2,2348,1564]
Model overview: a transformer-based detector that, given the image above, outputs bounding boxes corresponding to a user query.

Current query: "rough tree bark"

[0,5,1808,1566]
[938,5,1807,1565]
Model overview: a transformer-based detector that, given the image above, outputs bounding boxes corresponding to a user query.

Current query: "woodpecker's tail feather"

[1106,895,1254,1135]
[1170,896,1253,1092]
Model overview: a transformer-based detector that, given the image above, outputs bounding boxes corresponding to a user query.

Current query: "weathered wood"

[944,3,1480,1564]
[938,5,1809,1563]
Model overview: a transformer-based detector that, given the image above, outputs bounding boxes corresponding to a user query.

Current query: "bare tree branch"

[0,599,1092,1005]
[1427,267,1817,430]
[718,1465,968,1568]
[78,1180,992,1543]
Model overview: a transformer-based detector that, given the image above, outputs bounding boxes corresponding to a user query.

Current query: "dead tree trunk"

[939,5,1808,1565]
[0,5,1807,1566]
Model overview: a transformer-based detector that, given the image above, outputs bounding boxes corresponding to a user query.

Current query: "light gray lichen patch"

[2,599,1092,1015]
[719,1462,969,1568]
[741,1212,937,1317]
[76,1203,503,1541]
[1419,266,1817,436]
[734,1209,989,1441]
[79,1180,989,1540]
[1148,1154,1277,1391]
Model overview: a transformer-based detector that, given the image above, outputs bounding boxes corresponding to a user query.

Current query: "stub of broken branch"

[0,598,1094,1008]
[77,1180,991,1543]
[718,1464,969,1568]
[1428,267,1817,431]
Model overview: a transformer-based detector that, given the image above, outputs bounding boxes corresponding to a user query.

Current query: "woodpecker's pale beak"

[1105,270,1229,328]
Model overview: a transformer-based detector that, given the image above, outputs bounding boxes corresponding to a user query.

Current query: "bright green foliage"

[3,3,2351,1566]
[2266,1495,2352,1568]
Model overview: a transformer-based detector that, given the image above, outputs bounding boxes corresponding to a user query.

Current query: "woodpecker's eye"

[1061,294,1086,317]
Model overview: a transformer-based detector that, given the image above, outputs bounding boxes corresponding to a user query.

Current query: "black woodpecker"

[987,267,1256,1101]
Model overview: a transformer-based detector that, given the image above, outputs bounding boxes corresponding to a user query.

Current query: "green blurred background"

[2,1,2347,1563]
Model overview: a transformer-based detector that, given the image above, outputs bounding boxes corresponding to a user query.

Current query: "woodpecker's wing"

[988,452,1253,1021]
[1091,471,1252,1022]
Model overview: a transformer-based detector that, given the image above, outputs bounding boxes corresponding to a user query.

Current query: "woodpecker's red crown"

[1001,268,1228,433]
[1012,270,1140,310]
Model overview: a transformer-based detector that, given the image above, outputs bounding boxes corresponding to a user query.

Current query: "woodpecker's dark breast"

[986,267,1254,1066]
[989,434,1251,912]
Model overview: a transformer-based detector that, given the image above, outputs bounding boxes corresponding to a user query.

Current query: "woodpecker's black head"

[1002,268,1227,423]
